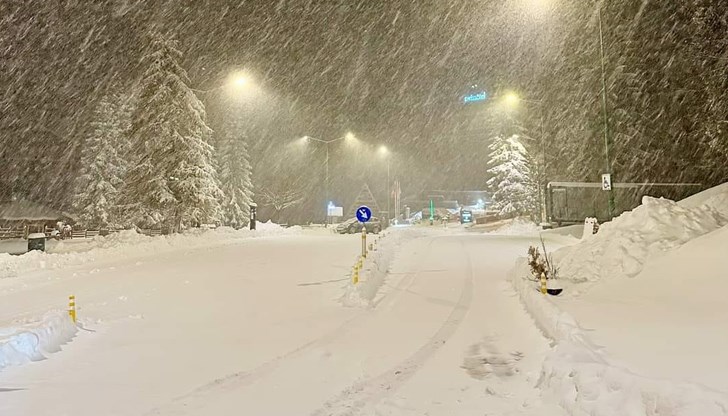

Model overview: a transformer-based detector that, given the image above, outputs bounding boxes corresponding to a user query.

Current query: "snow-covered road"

[0,229,566,415]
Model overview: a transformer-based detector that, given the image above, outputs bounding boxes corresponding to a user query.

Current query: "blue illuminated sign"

[463,91,488,104]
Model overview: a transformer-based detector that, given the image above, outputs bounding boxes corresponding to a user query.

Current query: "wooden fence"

[0,227,166,240]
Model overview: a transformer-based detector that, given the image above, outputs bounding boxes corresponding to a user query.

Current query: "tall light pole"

[378,145,391,224]
[598,7,615,219]
[298,132,357,224]
[504,93,548,224]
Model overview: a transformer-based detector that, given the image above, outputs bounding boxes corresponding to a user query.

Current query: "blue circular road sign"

[356,206,372,223]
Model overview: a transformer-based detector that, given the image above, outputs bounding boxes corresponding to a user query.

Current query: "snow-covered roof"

[0,199,70,221]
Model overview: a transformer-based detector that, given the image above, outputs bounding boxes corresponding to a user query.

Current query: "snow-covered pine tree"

[217,111,254,229]
[486,134,539,219]
[71,93,131,229]
[120,32,222,231]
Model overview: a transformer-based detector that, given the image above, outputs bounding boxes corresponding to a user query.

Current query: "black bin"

[27,233,46,252]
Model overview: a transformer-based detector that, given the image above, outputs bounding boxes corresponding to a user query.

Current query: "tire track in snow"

[310,238,474,416]
[145,238,428,416]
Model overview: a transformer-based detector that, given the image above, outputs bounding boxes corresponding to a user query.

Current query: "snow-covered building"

[0,198,73,232]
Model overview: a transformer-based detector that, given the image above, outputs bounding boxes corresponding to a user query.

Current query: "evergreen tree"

[486,134,538,218]
[120,32,222,231]
[71,94,131,229]
[217,112,254,228]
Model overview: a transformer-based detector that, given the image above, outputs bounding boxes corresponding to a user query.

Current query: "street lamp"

[192,71,255,98]
[597,7,615,219]
[298,132,358,224]
[520,0,615,219]
[378,146,391,223]
[502,92,548,224]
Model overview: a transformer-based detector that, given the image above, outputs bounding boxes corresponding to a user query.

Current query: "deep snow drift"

[554,195,727,283]
[0,222,300,279]
[511,183,728,415]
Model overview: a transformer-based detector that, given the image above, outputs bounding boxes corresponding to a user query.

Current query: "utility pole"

[386,157,391,224]
[325,143,330,225]
[598,6,616,219]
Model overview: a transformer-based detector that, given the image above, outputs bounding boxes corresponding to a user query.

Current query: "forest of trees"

[529,1,728,197]
[72,33,253,231]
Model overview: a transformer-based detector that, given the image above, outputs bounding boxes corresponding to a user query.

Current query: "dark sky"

[1,0,551,207]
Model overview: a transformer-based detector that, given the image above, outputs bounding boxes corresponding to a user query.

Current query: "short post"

[68,295,77,323]
[540,272,547,295]
[249,203,257,230]
[361,227,367,258]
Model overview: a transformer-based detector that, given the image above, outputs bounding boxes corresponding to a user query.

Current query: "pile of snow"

[0,311,77,372]
[510,262,728,416]
[0,223,300,279]
[508,183,728,415]
[554,196,728,282]
[677,182,728,212]
[341,227,429,308]
[489,217,541,236]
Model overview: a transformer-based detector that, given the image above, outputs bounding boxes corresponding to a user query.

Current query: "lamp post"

[598,7,615,219]
[298,132,357,224]
[378,145,391,225]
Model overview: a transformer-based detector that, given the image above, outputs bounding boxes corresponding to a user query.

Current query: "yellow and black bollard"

[68,295,77,323]
[540,273,547,295]
[352,263,359,285]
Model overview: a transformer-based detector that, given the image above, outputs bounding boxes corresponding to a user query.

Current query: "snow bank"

[340,228,428,308]
[489,217,541,236]
[510,262,728,416]
[0,311,77,372]
[678,182,728,212]
[554,196,728,282]
[0,224,300,279]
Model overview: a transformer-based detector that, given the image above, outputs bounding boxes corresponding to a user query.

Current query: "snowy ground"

[3,197,726,416]
[0,224,573,416]
[510,183,728,415]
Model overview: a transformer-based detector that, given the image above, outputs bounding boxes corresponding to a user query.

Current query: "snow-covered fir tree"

[486,134,538,219]
[119,32,222,231]
[71,93,131,228]
[217,111,254,229]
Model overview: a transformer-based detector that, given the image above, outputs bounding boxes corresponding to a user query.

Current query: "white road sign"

[602,173,612,191]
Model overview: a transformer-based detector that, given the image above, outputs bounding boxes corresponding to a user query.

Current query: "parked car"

[335,217,382,234]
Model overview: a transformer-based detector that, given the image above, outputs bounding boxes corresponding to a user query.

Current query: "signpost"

[356,206,372,223]
[601,173,612,191]
[460,209,473,224]
[327,202,343,224]
[356,206,371,258]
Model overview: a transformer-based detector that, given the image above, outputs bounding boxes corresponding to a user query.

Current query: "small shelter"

[0,198,73,235]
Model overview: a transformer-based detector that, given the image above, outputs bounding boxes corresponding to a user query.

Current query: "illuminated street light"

[231,73,249,88]
[504,92,521,107]
[378,145,392,224]
[193,71,254,96]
